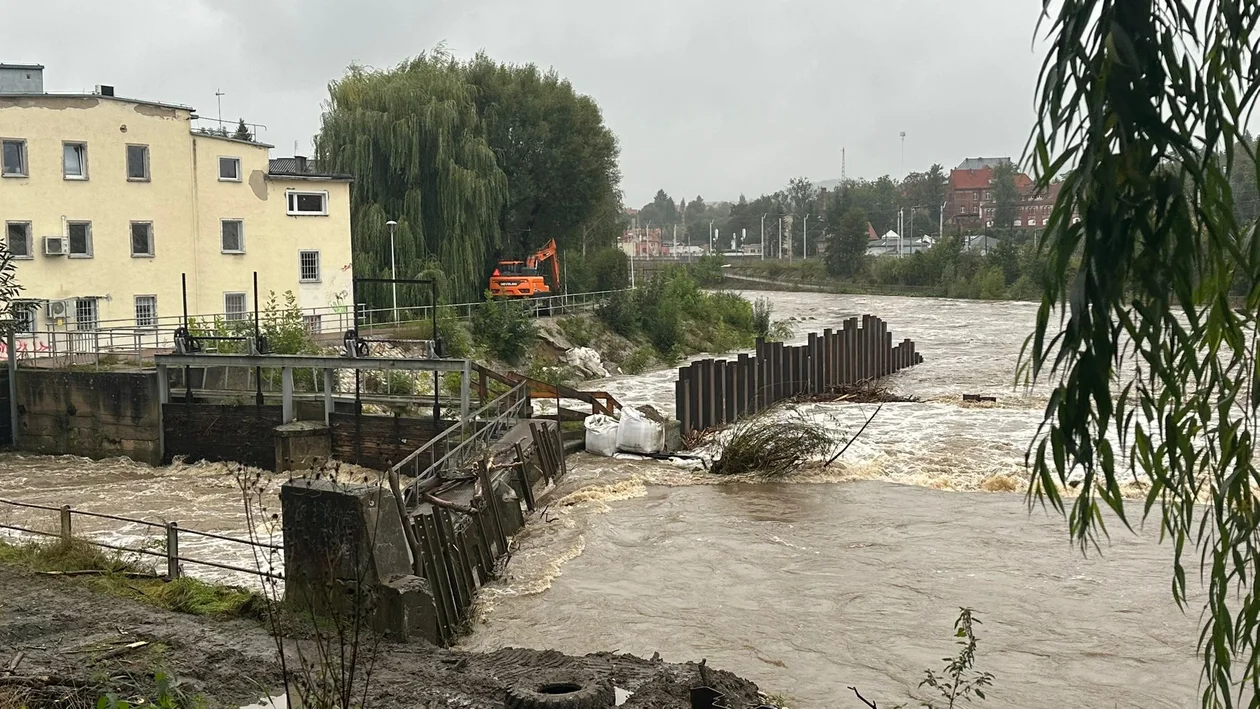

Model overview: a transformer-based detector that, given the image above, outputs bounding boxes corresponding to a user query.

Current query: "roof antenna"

[215,88,224,129]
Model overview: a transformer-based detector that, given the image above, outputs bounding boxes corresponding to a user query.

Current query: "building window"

[221,219,244,253]
[1042,218,1050,226]
[219,157,241,181]
[134,295,157,328]
[224,292,248,321]
[67,221,92,257]
[6,222,31,259]
[13,301,35,333]
[299,250,320,282]
[2,139,26,177]
[130,221,154,257]
[63,142,87,179]
[303,314,322,333]
[286,191,328,216]
[126,144,150,181]
[75,298,98,331]
[1014,219,1022,227]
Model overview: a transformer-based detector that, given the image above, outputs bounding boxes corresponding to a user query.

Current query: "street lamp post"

[803,214,812,260]
[386,220,399,321]
[709,220,715,254]
[760,213,768,260]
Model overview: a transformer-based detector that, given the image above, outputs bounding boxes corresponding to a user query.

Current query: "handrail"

[390,381,527,475]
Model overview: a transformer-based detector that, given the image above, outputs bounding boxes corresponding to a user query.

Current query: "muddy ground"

[0,566,763,708]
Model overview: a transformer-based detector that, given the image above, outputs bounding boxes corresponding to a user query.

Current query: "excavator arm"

[526,239,560,294]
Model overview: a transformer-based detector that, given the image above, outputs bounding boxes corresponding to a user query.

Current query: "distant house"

[960,235,1001,254]
[867,231,931,257]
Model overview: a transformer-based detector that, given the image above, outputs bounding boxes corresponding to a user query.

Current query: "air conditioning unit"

[45,299,71,319]
[42,236,67,256]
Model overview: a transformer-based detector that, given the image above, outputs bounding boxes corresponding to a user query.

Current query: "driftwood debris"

[962,394,997,403]
[710,408,835,478]
[94,640,149,661]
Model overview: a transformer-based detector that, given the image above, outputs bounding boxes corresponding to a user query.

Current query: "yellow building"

[0,64,353,352]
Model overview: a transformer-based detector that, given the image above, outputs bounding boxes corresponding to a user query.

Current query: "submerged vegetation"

[709,408,837,478]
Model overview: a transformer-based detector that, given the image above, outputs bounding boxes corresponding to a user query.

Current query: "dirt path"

[0,566,762,708]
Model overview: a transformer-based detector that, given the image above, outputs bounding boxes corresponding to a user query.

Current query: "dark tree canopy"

[825,207,869,277]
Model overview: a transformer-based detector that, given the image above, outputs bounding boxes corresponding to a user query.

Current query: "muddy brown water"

[0,292,1206,706]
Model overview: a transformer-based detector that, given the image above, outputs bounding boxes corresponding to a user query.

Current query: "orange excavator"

[488,238,561,298]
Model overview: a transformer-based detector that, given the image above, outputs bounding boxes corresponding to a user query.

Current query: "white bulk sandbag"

[584,414,620,457]
[563,346,610,379]
[616,406,665,454]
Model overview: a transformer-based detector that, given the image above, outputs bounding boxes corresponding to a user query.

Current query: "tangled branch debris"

[710,409,837,477]
[808,381,919,404]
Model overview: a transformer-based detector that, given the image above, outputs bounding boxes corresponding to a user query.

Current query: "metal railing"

[11,289,630,366]
[0,498,283,581]
[400,381,531,497]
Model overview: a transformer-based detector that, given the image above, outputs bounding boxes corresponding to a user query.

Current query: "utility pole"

[939,201,945,240]
[386,220,398,321]
[842,147,846,183]
[778,216,784,260]
[215,89,225,130]
[709,220,715,254]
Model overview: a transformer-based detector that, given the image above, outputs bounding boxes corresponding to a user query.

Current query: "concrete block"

[281,479,413,611]
[274,421,332,473]
[375,574,439,643]
[663,420,683,453]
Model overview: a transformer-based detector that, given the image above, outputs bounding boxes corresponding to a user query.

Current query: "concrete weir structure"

[280,416,562,645]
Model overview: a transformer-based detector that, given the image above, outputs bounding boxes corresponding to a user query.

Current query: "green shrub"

[752,298,773,339]
[597,290,640,337]
[472,295,537,364]
[557,316,594,348]
[622,346,654,375]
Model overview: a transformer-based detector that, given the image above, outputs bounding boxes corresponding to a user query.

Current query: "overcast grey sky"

[3,0,1046,206]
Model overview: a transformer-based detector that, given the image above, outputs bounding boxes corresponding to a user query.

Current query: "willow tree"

[316,54,508,306]
[1026,2,1260,706]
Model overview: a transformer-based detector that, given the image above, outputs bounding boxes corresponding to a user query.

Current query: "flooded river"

[0,292,1203,706]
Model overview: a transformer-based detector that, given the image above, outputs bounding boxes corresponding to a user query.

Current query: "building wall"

[0,96,199,332]
[0,95,353,345]
[189,136,353,319]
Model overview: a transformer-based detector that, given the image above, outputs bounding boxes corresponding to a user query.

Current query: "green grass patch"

[0,537,265,619]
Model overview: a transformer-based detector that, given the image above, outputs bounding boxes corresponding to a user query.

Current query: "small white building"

[866,231,931,257]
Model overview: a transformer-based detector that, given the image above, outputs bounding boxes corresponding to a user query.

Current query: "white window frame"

[63,141,88,180]
[126,144,150,181]
[66,221,93,258]
[286,190,329,216]
[299,250,321,283]
[13,301,36,333]
[130,221,154,257]
[134,295,157,329]
[74,298,98,331]
[1,139,27,177]
[5,221,32,259]
[220,219,245,254]
[224,292,248,321]
[218,156,241,182]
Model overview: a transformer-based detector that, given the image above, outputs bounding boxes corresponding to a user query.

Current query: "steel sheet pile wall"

[675,315,923,435]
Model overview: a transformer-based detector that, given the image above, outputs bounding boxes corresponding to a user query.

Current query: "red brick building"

[946,157,1062,230]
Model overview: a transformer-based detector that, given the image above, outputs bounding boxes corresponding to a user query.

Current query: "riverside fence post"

[166,522,180,579]
[823,328,834,390]
[60,505,71,541]
[725,362,737,423]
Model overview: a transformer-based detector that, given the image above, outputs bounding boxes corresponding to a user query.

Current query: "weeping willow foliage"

[1025,3,1260,706]
[316,50,623,307]
[316,53,509,306]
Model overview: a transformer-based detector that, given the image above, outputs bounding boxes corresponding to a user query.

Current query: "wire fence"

[0,497,282,582]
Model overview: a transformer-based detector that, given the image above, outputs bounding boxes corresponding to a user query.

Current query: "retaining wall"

[16,369,162,465]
